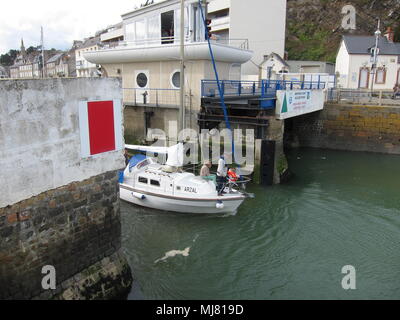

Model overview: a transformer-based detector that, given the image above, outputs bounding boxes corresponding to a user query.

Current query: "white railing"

[99,36,249,51]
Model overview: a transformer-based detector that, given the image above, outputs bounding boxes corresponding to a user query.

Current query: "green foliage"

[277,155,288,175]
[0,49,19,66]
[287,21,336,62]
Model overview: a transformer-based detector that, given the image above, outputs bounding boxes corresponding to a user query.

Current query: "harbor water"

[121,147,400,300]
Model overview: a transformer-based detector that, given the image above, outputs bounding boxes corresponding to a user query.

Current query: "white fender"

[132,192,146,200]
[216,201,224,209]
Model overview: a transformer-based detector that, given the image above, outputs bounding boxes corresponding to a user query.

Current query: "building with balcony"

[84,0,253,139]
[208,0,287,79]
[75,37,102,77]
[101,23,124,48]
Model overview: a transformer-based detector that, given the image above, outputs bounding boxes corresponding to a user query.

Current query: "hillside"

[286,0,400,62]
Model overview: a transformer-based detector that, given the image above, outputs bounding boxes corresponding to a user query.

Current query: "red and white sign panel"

[79,100,123,158]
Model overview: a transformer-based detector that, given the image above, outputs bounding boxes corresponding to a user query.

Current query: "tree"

[26,46,37,55]
[0,53,12,66]
[0,49,19,66]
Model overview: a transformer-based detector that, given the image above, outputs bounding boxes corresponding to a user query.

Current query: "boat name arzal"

[184,187,198,194]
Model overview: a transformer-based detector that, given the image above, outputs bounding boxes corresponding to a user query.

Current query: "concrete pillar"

[254,116,288,185]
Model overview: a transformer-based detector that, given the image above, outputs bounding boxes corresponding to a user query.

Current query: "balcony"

[84,36,252,64]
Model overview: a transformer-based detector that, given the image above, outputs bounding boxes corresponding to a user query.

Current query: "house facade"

[84,0,253,139]
[336,31,400,90]
[260,52,289,80]
[46,53,68,77]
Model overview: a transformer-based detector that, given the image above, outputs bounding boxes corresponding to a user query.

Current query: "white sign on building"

[275,90,325,120]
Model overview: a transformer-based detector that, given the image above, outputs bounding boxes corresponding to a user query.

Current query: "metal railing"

[212,38,249,50]
[327,88,400,106]
[123,88,181,107]
[201,79,326,98]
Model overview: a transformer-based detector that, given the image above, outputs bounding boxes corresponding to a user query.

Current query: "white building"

[75,37,101,77]
[101,23,124,48]
[260,52,289,80]
[208,0,287,80]
[336,30,400,90]
[84,0,252,138]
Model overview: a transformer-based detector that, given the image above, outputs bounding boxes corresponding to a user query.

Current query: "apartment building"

[208,0,287,79]
[75,37,101,77]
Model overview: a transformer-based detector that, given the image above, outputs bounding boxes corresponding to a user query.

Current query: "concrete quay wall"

[0,79,133,300]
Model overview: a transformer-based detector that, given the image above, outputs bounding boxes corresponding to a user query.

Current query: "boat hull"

[120,184,245,214]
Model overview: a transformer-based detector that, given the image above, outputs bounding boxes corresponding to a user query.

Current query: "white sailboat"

[119,144,250,214]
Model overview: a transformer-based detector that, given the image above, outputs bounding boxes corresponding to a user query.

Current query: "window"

[397,69,400,85]
[358,67,370,89]
[135,19,146,42]
[175,7,189,42]
[375,67,386,84]
[161,11,174,44]
[148,15,161,43]
[125,22,135,42]
[229,64,241,81]
[138,177,148,184]
[150,180,160,187]
[136,73,148,88]
[171,71,181,88]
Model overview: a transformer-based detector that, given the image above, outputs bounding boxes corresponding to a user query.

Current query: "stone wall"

[0,79,133,300]
[0,171,132,300]
[289,103,400,154]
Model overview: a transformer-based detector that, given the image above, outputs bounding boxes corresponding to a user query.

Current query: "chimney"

[384,27,395,42]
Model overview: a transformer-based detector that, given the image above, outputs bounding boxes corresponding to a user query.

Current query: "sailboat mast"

[179,0,185,132]
[41,26,45,78]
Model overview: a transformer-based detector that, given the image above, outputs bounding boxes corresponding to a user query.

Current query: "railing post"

[379,90,382,106]
[261,80,265,99]
[253,82,256,95]
[134,89,137,106]
[238,81,242,96]
[221,81,225,97]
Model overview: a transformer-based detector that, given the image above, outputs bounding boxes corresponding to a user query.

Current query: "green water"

[121,148,400,300]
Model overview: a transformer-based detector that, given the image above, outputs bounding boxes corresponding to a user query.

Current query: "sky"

[0,0,163,54]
